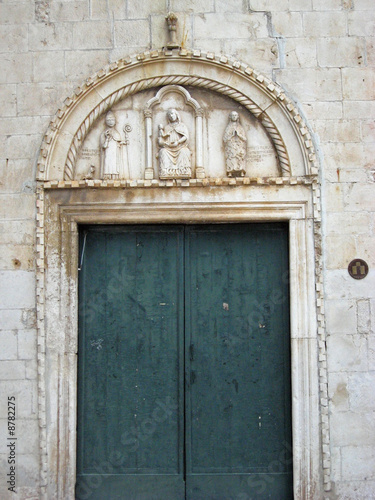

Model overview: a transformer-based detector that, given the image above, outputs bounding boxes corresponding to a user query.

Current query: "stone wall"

[0,0,374,498]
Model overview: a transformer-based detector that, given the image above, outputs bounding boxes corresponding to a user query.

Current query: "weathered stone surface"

[325,299,357,334]
[348,372,375,410]
[0,331,17,360]
[342,446,375,480]
[303,11,347,37]
[317,37,365,68]
[331,411,375,446]
[327,334,368,371]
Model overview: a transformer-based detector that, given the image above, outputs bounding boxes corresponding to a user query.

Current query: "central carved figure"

[157,108,192,179]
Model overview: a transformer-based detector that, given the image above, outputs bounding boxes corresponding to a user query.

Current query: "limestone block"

[326,334,368,371]
[3,134,41,160]
[322,183,345,211]
[0,25,28,53]
[325,270,375,300]
[275,68,342,102]
[28,22,73,51]
[303,12,347,37]
[271,12,303,37]
[328,371,349,411]
[0,380,36,418]
[325,299,357,334]
[343,184,375,212]
[349,10,375,36]
[314,119,361,143]
[317,37,365,68]
[325,234,357,270]
[0,331,17,360]
[0,53,32,85]
[224,39,278,74]
[0,85,16,117]
[369,335,375,370]
[26,359,37,380]
[0,271,35,309]
[114,20,151,48]
[194,13,268,40]
[90,0,126,20]
[284,38,318,68]
[322,143,366,172]
[33,51,65,83]
[73,21,112,49]
[11,456,40,492]
[215,0,246,12]
[343,68,375,100]
[17,83,63,116]
[65,50,110,82]
[330,411,375,446]
[348,372,375,410]
[249,0,289,10]
[312,0,342,9]
[325,212,371,235]
[289,0,312,9]
[151,13,192,50]
[0,361,26,380]
[50,1,89,22]
[304,101,342,120]
[12,420,39,455]
[194,38,223,55]
[0,116,48,137]
[130,0,173,17]
[355,237,375,269]
[361,120,375,142]
[344,101,375,119]
[0,1,34,24]
[342,446,375,480]
[171,0,215,12]
[334,481,375,500]
[0,221,34,246]
[324,167,368,183]
[17,330,37,361]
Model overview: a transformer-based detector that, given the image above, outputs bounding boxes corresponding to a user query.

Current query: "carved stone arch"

[37,50,319,182]
[36,49,329,500]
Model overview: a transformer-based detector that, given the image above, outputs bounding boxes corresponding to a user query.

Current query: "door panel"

[185,225,292,499]
[77,224,292,500]
[76,227,185,499]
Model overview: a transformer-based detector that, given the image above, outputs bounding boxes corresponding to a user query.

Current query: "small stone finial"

[166,12,180,49]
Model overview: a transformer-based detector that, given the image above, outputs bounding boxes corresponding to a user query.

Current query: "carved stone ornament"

[99,111,132,180]
[144,85,205,180]
[157,108,192,179]
[223,111,247,177]
[166,12,179,49]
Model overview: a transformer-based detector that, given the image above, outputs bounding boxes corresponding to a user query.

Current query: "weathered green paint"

[77,224,292,500]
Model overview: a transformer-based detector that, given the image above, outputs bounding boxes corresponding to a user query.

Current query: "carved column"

[144,109,154,180]
[195,108,205,179]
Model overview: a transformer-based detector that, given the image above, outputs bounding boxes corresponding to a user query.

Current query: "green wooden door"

[77,224,292,500]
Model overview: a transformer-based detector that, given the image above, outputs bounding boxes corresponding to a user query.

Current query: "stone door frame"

[36,49,329,499]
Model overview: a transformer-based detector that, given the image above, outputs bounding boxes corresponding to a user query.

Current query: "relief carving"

[158,109,192,179]
[223,111,247,177]
[100,111,123,180]
[99,111,132,179]
[144,85,205,180]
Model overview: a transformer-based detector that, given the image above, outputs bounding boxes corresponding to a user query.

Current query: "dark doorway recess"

[76,224,293,500]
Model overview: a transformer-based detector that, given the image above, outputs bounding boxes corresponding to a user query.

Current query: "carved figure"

[82,164,96,180]
[157,108,192,179]
[223,111,247,177]
[100,111,123,179]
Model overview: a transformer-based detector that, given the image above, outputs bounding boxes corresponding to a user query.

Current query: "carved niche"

[144,85,205,180]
